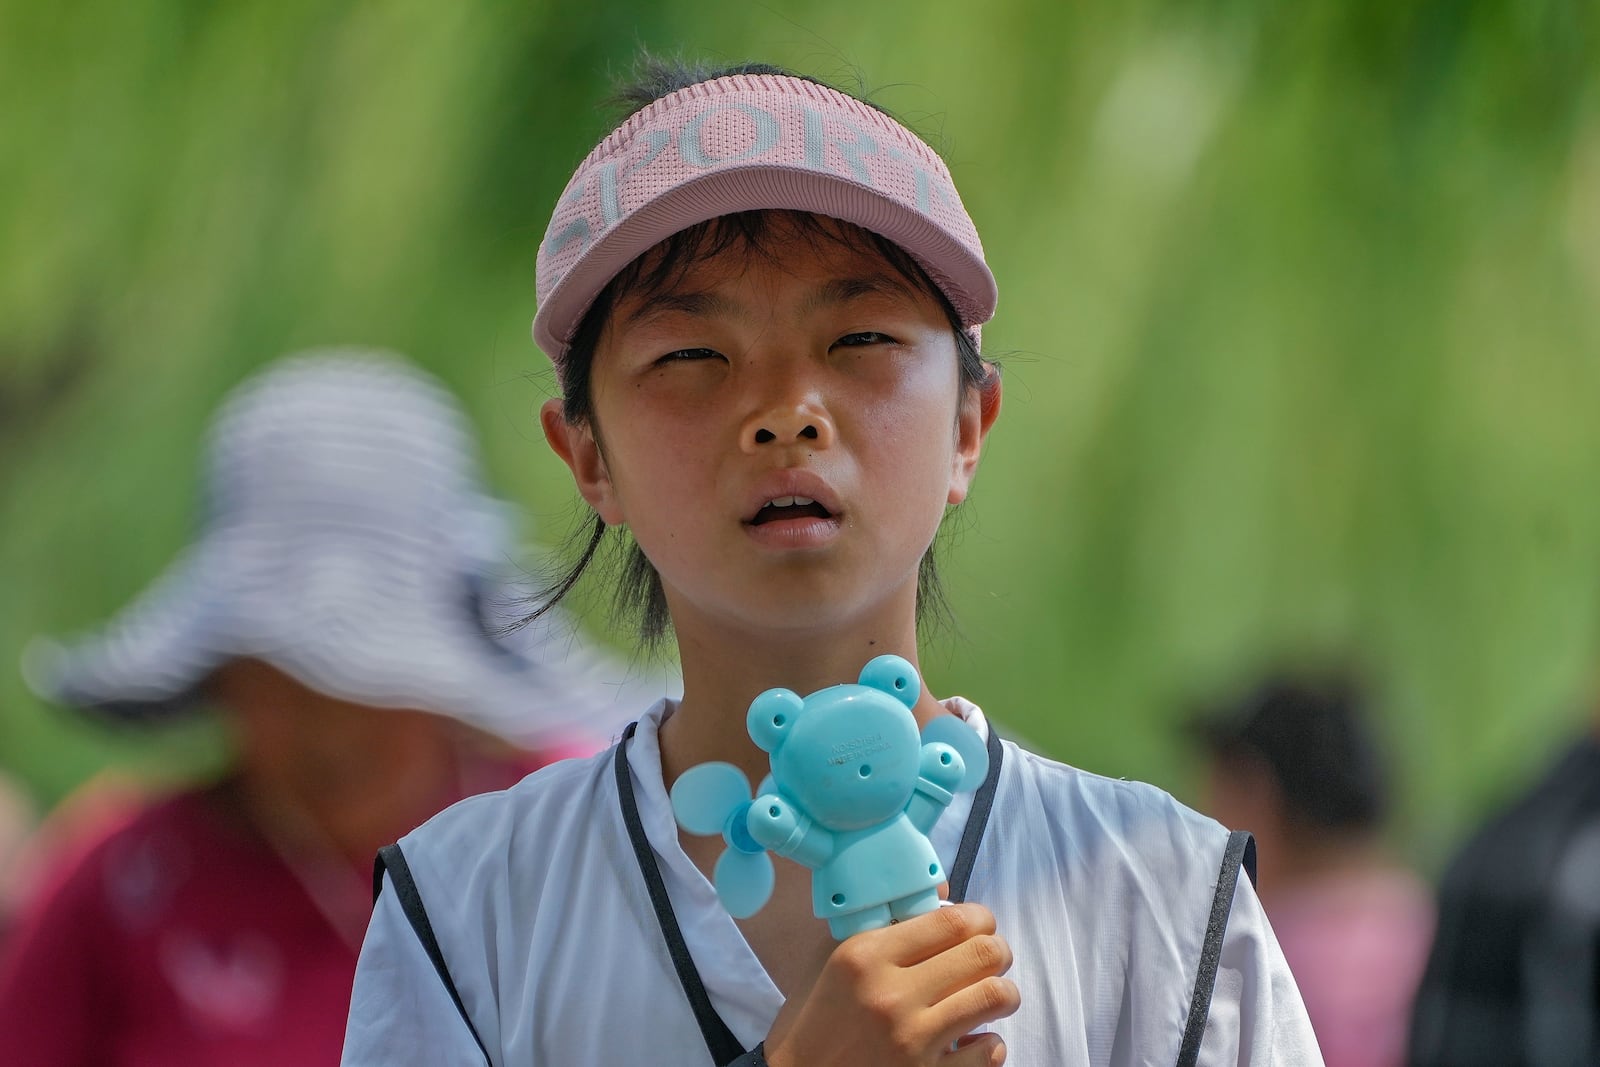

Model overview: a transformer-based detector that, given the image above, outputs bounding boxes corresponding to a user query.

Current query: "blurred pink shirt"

[1269,868,1435,1067]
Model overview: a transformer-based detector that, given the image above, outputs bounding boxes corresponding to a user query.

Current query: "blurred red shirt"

[0,755,547,1067]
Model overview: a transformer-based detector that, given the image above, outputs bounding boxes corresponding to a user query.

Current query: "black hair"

[609,56,876,121]
[1193,676,1390,834]
[526,58,994,648]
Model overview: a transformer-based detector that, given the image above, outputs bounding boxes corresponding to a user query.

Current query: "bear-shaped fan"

[670,655,989,939]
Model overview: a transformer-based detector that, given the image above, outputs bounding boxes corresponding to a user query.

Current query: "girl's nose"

[740,397,836,453]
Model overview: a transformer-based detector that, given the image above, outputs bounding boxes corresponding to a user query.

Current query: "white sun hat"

[22,348,665,747]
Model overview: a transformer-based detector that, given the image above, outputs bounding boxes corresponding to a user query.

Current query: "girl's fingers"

[930,976,1022,1050]
[775,904,1016,1067]
[870,902,997,966]
[941,1031,1007,1066]
[918,931,1014,1004]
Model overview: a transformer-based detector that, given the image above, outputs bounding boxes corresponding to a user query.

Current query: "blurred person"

[1191,675,1434,1067]
[0,349,667,1066]
[1406,710,1600,1067]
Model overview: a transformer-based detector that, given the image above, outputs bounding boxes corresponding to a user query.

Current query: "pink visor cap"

[533,73,998,371]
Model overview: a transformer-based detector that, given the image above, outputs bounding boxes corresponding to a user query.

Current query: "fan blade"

[714,848,775,919]
[671,762,752,836]
[921,717,990,793]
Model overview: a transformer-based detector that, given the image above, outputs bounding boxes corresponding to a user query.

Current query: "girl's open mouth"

[748,496,834,526]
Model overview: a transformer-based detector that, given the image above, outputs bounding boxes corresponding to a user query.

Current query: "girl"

[341,62,1322,1066]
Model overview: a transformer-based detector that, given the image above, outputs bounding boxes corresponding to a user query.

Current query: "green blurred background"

[2,0,1597,873]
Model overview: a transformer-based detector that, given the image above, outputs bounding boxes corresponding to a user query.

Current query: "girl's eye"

[833,332,895,348]
[655,347,723,365]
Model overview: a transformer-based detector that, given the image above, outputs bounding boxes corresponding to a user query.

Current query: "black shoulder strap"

[614,724,748,1066]
[946,725,1004,904]
[1174,830,1257,1067]
[374,843,493,1065]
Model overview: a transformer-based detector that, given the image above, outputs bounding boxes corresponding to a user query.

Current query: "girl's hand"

[761,902,1020,1066]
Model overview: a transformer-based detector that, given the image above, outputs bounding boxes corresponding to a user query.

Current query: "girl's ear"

[948,366,1002,506]
[541,399,625,525]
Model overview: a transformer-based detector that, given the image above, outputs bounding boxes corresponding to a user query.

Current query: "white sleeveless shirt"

[342,699,1323,1066]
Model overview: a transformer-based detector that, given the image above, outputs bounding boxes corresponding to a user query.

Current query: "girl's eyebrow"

[622,291,740,331]
[803,275,920,313]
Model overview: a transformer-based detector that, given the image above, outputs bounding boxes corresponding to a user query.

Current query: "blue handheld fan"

[669,655,990,938]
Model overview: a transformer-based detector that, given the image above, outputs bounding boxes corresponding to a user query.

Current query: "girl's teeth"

[766,495,816,508]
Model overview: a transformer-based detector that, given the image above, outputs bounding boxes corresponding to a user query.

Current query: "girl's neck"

[657,609,949,790]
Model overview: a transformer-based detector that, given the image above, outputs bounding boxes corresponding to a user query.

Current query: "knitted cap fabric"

[533,73,996,371]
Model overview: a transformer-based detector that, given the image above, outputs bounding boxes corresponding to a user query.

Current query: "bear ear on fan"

[920,716,989,793]
[748,689,805,753]
[859,654,920,709]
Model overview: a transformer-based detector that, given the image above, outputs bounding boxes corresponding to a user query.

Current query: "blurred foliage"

[2,0,1597,870]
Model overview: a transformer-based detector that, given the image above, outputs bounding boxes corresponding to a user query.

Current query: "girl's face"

[544,216,997,641]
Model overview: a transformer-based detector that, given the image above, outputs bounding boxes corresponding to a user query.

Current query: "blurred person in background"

[1191,675,1434,1067]
[1406,707,1600,1067]
[0,349,666,1066]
